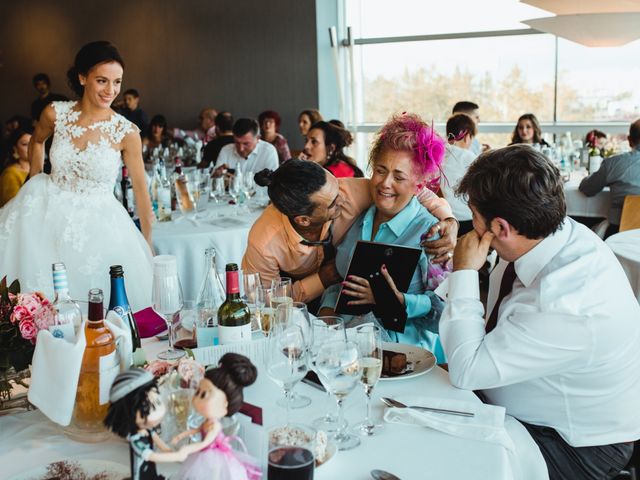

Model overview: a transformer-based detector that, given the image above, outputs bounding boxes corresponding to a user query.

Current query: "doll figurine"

[105,368,189,480]
[172,353,262,480]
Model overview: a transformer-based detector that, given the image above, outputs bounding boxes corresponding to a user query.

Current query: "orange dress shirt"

[242,178,452,303]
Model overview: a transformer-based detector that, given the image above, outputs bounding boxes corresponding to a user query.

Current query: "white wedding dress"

[0,101,153,311]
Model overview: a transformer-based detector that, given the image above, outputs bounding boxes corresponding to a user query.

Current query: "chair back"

[620,195,640,232]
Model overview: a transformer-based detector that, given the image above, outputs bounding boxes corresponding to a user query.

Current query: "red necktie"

[485,262,517,333]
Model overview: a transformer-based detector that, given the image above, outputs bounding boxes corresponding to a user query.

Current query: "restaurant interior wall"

[0,0,319,150]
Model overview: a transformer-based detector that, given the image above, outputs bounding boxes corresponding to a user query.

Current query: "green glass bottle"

[217,263,251,344]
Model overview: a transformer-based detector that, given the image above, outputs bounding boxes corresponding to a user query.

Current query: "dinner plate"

[379,342,436,381]
[9,459,129,480]
[317,441,337,467]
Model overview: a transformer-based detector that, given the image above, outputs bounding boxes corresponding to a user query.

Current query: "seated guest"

[0,127,33,207]
[579,119,640,238]
[258,110,291,165]
[452,101,488,154]
[198,112,234,170]
[318,113,448,361]
[213,119,279,192]
[510,113,549,147]
[441,144,640,480]
[585,129,607,153]
[242,159,457,306]
[121,89,149,135]
[1,115,32,169]
[142,115,173,162]
[197,107,217,144]
[30,73,67,122]
[441,113,477,236]
[303,121,364,178]
[298,108,323,138]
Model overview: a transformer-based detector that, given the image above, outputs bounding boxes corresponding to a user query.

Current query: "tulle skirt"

[179,447,261,480]
[0,174,152,311]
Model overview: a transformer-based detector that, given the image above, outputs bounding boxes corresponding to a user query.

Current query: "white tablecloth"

[606,229,640,303]
[564,171,610,218]
[153,203,263,300]
[0,337,547,480]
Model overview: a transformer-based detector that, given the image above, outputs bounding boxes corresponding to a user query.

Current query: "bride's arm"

[28,105,55,177]
[122,131,155,253]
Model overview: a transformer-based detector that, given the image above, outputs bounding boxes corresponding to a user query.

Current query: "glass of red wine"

[268,424,316,480]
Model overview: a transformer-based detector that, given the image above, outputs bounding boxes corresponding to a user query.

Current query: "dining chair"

[619,195,640,232]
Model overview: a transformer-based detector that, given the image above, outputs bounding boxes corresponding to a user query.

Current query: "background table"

[153,203,263,300]
[606,229,640,303]
[564,171,611,218]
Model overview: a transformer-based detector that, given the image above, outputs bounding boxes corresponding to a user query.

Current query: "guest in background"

[298,108,323,137]
[441,113,477,236]
[452,101,489,154]
[510,113,549,147]
[213,118,278,187]
[579,119,640,238]
[317,113,448,361]
[197,107,217,144]
[198,111,234,170]
[441,144,640,480]
[121,89,149,136]
[1,115,32,167]
[30,73,68,122]
[0,127,33,207]
[258,110,291,165]
[303,121,363,178]
[142,114,173,155]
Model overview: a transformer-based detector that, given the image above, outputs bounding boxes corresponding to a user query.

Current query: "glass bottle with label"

[108,265,143,365]
[50,262,82,342]
[217,263,251,344]
[65,288,118,442]
[196,248,226,327]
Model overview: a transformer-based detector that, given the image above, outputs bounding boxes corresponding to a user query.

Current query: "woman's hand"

[344,265,404,306]
[421,218,459,265]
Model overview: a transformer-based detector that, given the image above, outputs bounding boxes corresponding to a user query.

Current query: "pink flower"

[10,305,31,324]
[19,293,41,315]
[145,360,174,377]
[177,358,205,387]
[19,319,37,341]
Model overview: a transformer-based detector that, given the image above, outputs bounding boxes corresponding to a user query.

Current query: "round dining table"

[563,170,611,218]
[606,229,640,303]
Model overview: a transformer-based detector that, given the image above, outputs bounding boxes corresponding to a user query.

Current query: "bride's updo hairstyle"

[67,41,125,97]
[205,353,257,416]
[254,159,328,220]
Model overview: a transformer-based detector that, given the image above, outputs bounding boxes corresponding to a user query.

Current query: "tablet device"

[335,241,422,317]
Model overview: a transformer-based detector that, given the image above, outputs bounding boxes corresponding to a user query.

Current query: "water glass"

[152,255,186,360]
[354,324,383,436]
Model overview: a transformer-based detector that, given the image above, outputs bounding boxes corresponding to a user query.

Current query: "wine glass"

[242,170,255,211]
[354,324,383,436]
[315,340,361,450]
[228,172,243,216]
[271,277,293,310]
[152,255,186,360]
[210,177,225,204]
[274,303,312,409]
[266,324,309,426]
[311,316,347,431]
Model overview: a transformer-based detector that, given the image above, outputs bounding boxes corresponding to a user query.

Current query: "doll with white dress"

[172,353,262,480]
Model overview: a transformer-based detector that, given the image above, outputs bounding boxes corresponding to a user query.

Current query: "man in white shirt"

[440,144,640,480]
[214,118,279,194]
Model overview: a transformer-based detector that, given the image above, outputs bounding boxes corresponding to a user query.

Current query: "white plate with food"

[379,342,436,381]
[9,459,129,480]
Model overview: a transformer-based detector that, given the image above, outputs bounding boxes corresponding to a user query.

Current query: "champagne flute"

[266,324,309,426]
[228,172,243,216]
[242,170,255,211]
[354,324,383,436]
[256,285,273,335]
[271,277,293,310]
[152,255,186,360]
[315,340,361,450]
[210,176,225,204]
[242,270,261,330]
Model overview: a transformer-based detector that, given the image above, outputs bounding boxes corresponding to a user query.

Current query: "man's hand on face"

[452,230,494,272]
[421,217,459,265]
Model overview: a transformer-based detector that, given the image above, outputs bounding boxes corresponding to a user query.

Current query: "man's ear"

[292,214,311,228]
[491,217,513,240]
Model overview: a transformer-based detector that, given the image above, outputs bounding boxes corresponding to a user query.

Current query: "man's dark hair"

[629,119,640,146]
[123,88,139,98]
[452,101,479,114]
[232,118,259,137]
[215,112,234,132]
[456,144,566,239]
[255,159,327,218]
[32,73,50,86]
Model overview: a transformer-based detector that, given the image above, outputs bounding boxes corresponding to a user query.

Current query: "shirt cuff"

[448,270,480,301]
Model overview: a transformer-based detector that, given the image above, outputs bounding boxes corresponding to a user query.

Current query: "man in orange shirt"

[242,160,457,305]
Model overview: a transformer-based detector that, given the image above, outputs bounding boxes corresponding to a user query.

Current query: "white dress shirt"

[440,218,640,447]
[441,144,476,221]
[217,140,279,193]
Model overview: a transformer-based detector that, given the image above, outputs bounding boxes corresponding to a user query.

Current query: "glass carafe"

[196,248,226,330]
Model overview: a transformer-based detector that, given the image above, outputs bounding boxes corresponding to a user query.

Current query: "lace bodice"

[49,101,136,195]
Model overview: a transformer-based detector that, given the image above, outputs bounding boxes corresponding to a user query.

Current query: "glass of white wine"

[271,277,293,310]
[354,324,383,436]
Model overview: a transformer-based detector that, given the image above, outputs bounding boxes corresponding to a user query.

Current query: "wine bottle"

[217,263,251,344]
[66,288,118,442]
[120,165,135,217]
[50,262,81,342]
[108,265,142,365]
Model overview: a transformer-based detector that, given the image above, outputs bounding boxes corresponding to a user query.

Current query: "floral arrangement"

[145,356,205,389]
[0,277,56,374]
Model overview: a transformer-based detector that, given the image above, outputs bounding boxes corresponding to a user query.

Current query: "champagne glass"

[152,255,186,360]
[311,316,347,431]
[210,176,225,204]
[229,172,243,216]
[315,340,361,450]
[354,324,383,436]
[242,271,261,330]
[266,324,309,426]
[271,277,293,310]
[274,303,312,409]
[242,170,255,210]
[256,285,273,335]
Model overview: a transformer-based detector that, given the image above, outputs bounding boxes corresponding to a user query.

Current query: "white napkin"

[28,312,133,426]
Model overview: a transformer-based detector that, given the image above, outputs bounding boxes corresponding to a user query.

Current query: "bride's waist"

[48,173,114,196]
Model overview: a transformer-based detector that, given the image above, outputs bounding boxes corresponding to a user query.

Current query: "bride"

[0,41,153,311]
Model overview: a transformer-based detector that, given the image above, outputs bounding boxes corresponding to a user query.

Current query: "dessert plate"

[379,342,436,382]
[9,459,129,480]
